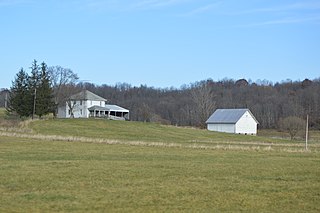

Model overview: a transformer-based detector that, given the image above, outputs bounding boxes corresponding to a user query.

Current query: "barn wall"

[207,123,235,133]
[235,111,257,135]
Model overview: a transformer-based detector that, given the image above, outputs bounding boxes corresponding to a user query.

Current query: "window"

[68,110,71,115]
[80,109,82,115]
[80,100,82,106]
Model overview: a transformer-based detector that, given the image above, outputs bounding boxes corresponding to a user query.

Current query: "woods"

[78,78,320,129]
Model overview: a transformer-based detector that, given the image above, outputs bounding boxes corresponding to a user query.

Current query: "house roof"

[206,109,259,124]
[105,104,129,112]
[70,90,107,101]
[88,105,129,112]
[87,105,107,111]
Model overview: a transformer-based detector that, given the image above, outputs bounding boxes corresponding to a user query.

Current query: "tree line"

[3,61,320,130]
[81,78,320,129]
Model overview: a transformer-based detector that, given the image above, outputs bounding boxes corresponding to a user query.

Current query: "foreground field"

[0,113,320,212]
[1,136,320,212]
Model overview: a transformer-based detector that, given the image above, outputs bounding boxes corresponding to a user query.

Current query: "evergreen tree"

[36,62,55,117]
[29,60,40,89]
[28,60,40,118]
[8,68,32,117]
[8,60,55,119]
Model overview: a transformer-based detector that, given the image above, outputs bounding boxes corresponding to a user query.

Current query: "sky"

[1,0,319,89]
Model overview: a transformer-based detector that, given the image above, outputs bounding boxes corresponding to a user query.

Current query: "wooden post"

[305,114,309,151]
[32,88,37,120]
[4,91,8,108]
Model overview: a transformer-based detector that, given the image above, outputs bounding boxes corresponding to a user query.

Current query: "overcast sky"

[1,0,319,88]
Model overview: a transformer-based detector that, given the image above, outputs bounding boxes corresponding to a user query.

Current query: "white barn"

[206,109,259,135]
[57,90,129,120]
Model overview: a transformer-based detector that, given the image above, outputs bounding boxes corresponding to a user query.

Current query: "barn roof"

[70,90,107,101]
[206,109,259,124]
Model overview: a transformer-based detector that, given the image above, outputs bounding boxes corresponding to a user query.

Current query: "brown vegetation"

[75,78,320,129]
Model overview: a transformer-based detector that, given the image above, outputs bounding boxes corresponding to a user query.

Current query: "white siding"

[72,101,80,118]
[63,100,106,118]
[207,123,235,133]
[82,100,89,118]
[235,111,257,135]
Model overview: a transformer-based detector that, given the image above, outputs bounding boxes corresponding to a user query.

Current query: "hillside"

[0,105,319,152]
[7,118,317,152]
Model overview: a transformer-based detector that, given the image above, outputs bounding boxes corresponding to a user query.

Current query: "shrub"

[279,116,305,140]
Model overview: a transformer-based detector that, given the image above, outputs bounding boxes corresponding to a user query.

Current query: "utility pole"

[32,88,37,120]
[305,114,309,151]
[4,91,8,108]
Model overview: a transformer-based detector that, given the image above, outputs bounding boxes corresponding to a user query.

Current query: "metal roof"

[105,104,129,112]
[88,105,129,112]
[70,90,107,101]
[206,108,259,124]
[87,105,107,111]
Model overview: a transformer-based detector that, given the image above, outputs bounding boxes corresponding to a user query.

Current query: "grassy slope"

[0,108,5,117]
[0,136,319,212]
[29,118,288,144]
[29,118,254,142]
[28,118,320,151]
[1,113,320,212]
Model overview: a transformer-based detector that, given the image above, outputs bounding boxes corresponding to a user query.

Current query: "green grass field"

[0,109,320,212]
[0,108,6,117]
[26,118,320,152]
[1,136,319,212]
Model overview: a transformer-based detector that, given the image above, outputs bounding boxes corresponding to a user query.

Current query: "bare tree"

[48,66,79,116]
[191,82,216,128]
[279,116,305,140]
[66,99,76,118]
[138,103,153,122]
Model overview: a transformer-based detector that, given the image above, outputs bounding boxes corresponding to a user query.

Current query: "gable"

[69,90,107,102]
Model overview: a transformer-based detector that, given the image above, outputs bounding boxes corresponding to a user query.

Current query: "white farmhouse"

[206,109,259,135]
[57,90,129,120]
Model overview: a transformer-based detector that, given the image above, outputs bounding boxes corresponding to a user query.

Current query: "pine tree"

[29,60,40,89]
[28,60,40,119]
[8,68,32,117]
[9,60,55,119]
[36,62,55,117]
